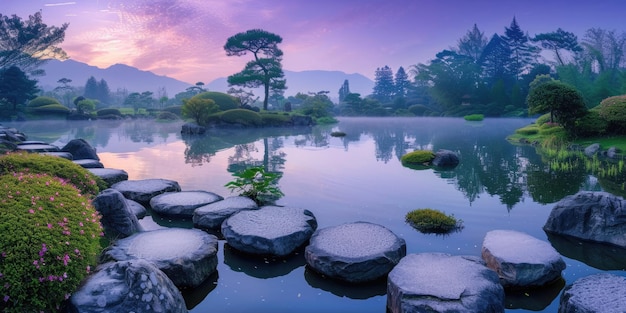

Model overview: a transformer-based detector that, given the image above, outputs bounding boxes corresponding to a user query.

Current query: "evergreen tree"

[84,76,98,100]
[532,28,582,66]
[394,66,410,98]
[97,79,110,105]
[372,65,395,102]
[503,17,539,79]
[338,79,350,103]
[458,24,488,62]
[0,66,39,110]
[479,34,514,86]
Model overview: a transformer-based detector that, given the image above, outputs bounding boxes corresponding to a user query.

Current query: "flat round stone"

[150,191,223,218]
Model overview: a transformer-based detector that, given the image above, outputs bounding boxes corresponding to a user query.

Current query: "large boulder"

[387,253,505,313]
[101,228,219,288]
[543,191,626,248]
[69,259,188,313]
[221,206,317,256]
[111,179,181,205]
[482,230,566,288]
[583,143,600,157]
[431,149,460,168]
[559,273,626,313]
[61,138,100,160]
[305,222,406,283]
[193,196,258,230]
[150,191,223,218]
[87,168,129,187]
[92,189,143,239]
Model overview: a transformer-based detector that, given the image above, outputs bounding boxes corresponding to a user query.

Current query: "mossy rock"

[0,172,103,312]
[330,131,346,137]
[405,208,462,234]
[401,150,435,166]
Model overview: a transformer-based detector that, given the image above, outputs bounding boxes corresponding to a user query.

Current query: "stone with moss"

[405,208,462,234]
[400,150,436,167]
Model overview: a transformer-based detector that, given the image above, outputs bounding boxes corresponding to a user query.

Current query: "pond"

[8,117,626,312]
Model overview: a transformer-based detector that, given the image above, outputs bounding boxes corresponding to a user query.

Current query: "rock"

[181,122,206,135]
[127,199,147,219]
[87,168,129,187]
[92,189,143,239]
[39,151,74,160]
[193,196,258,230]
[431,149,460,168]
[305,222,406,283]
[101,228,219,288]
[519,138,530,144]
[387,253,505,313]
[607,146,619,158]
[546,232,626,270]
[15,143,60,152]
[222,206,317,256]
[111,179,181,205]
[0,128,26,142]
[481,230,565,288]
[543,191,626,248]
[583,143,600,157]
[150,191,223,218]
[69,259,188,313]
[61,138,100,160]
[73,158,104,168]
[559,273,626,313]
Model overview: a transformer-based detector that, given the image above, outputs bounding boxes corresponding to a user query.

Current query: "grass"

[405,208,462,234]
[574,136,626,151]
[464,114,484,121]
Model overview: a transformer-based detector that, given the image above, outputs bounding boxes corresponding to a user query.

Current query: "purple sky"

[4,0,625,84]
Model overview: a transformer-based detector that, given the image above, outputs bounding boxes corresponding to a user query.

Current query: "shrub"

[400,150,435,165]
[408,104,430,116]
[598,95,626,133]
[535,113,551,126]
[225,166,284,205]
[220,109,262,126]
[515,125,539,135]
[464,114,484,121]
[157,111,179,121]
[192,92,239,112]
[29,104,70,115]
[0,172,103,312]
[260,112,291,126]
[405,208,461,233]
[96,108,122,117]
[28,96,61,108]
[316,116,338,125]
[0,152,104,197]
[182,98,218,125]
[538,124,566,136]
[572,110,608,137]
[162,106,182,116]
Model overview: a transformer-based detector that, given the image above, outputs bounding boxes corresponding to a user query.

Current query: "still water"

[9,117,626,312]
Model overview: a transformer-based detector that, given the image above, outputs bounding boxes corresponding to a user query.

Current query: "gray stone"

[92,189,143,240]
[432,149,460,168]
[150,191,223,218]
[0,128,24,142]
[559,273,626,313]
[607,146,619,159]
[584,143,600,157]
[543,191,626,248]
[387,253,505,313]
[111,179,181,205]
[482,230,565,287]
[101,228,218,288]
[88,168,129,187]
[73,158,104,168]
[61,138,100,160]
[181,122,206,135]
[15,143,60,152]
[222,206,317,256]
[193,196,258,230]
[127,199,147,219]
[40,151,74,160]
[305,222,406,283]
[69,259,188,313]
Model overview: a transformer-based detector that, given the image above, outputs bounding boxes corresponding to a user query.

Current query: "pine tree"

[458,24,488,62]
[338,79,350,102]
[97,79,110,105]
[479,34,513,85]
[372,65,395,102]
[84,76,98,99]
[394,66,410,98]
[503,17,539,79]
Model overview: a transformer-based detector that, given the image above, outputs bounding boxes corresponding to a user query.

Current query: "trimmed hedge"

[260,112,291,126]
[96,108,122,117]
[28,96,61,108]
[192,92,239,112]
[29,104,70,115]
[598,95,626,133]
[220,109,262,126]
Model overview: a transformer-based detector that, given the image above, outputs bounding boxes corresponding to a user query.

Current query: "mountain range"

[38,59,374,100]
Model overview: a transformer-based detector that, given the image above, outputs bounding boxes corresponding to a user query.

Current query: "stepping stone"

[88,168,129,187]
[69,259,188,313]
[61,138,100,160]
[559,273,626,312]
[193,196,258,230]
[40,151,74,160]
[111,179,181,205]
[482,230,566,287]
[92,189,143,239]
[15,143,60,152]
[387,253,505,313]
[150,191,223,218]
[101,228,219,288]
[73,159,104,168]
[305,222,406,283]
[222,206,317,256]
[127,199,147,219]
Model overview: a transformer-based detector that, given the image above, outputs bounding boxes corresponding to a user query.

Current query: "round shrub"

[463,114,484,121]
[400,150,435,165]
[28,96,61,108]
[157,111,180,121]
[260,112,290,126]
[598,95,626,133]
[572,110,608,137]
[408,104,429,116]
[96,108,122,117]
[192,92,239,112]
[220,109,262,126]
[0,172,103,312]
[0,152,105,197]
[29,104,70,115]
[405,208,461,233]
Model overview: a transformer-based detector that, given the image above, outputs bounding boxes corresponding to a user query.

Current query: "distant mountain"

[39,60,375,100]
[38,59,193,95]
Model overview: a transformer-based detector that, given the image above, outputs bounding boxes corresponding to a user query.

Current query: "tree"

[227,87,258,107]
[182,97,218,125]
[532,28,582,66]
[97,79,110,105]
[372,65,395,102]
[580,28,626,73]
[502,17,539,79]
[480,34,514,86]
[0,66,39,110]
[53,77,74,108]
[124,91,154,114]
[84,76,99,100]
[338,79,350,103]
[394,66,410,98]
[457,23,488,62]
[0,12,68,74]
[224,29,286,110]
[527,81,586,134]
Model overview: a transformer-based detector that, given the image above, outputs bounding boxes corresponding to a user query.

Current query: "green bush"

[260,112,291,126]
[535,113,551,126]
[572,110,608,137]
[157,111,179,121]
[316,116,338,125]
[0,172,103,312]
[464,114,484,121]
[192,92,239,112]
[598,95,626,133]
[96,108,122,117]
[162,106,182,116]
[538,124,566,136]
[515,125,539,135]
[408,104,430,116]
[405,208,461,233]
[220,109,262,126]
[29,104,70,115]
[0,152,105,197]
[28,96,61,108]
[400,150,435,165]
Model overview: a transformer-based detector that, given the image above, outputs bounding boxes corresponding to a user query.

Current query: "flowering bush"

[0,152,105,197]
[0,172,103,312]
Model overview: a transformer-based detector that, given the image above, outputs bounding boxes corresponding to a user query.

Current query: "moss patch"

[405,208,462,234]
[401,150,435,165]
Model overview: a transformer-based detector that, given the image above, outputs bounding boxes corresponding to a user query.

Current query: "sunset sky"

[4,0,625,84]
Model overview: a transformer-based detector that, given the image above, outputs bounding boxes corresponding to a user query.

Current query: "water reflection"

[504,278,565,311]
[303,267,386,299]
[223,244,306,279]
[546,232,626,270]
